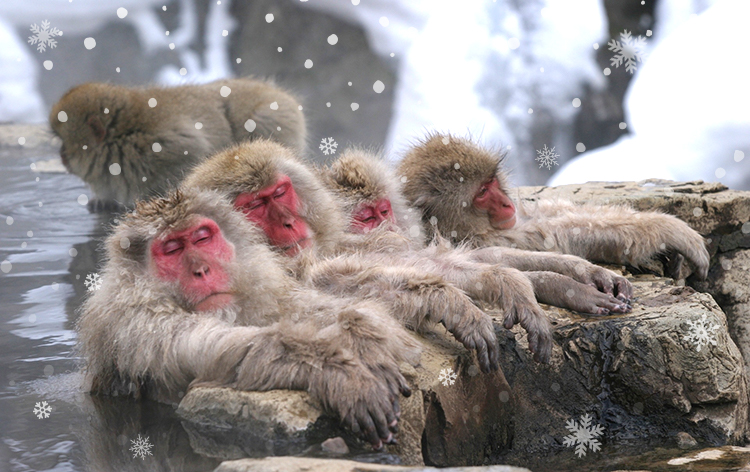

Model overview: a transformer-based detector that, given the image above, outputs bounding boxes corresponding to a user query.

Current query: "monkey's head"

[103,188,288,317]
[399,133,516,242]
[50,83,157,207]
[183,140,346,257]
[324,149,425,243]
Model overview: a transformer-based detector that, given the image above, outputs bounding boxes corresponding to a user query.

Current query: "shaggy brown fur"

[50,77,305,210]
[182,141,511,369]
[399,133,710,280]
[76,188,420,448]
[322,148,634,319]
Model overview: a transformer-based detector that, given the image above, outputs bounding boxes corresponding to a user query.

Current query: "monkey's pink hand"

[564,282,632,316]
[573,265,633,303]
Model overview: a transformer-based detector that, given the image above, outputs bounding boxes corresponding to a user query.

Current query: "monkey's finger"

[385,407,398,433]
[358,411,383,450]
[488,336,500,371]
[614,277,634,303]
[667,253,685,280]
[392,398,402,420]
[475,338,491,373]
[370,406,393,443]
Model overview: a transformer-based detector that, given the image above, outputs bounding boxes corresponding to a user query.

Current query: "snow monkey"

[50,77,305,211]
[182,140,551,366]
[323,149,634,316]
[398,134,711,281]
[76,188,419,450]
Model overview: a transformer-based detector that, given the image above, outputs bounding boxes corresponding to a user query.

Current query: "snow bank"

[550,0,748,190]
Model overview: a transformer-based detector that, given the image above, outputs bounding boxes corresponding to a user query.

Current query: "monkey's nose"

[193,265,210,278]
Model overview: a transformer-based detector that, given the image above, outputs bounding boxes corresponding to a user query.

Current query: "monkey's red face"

[350,198,395,233]
[234,175,312,256]
[151,218,236,312]
[473,178,516,230]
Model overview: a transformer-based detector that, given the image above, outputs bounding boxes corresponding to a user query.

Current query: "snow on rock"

[550,0,750,190]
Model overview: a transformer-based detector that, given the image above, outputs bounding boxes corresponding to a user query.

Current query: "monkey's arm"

[468,246,633,302]
[501,200,709,279]
[303,256,501,371]
[233,318,411,450]
[413,250,553,364]
[524,271,631,316]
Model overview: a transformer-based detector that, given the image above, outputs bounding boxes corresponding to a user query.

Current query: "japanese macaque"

[183,140,550,365]
[76,188,419,449]
[50,77,305,211]
[398,134,710,281]
[323,149,633,316]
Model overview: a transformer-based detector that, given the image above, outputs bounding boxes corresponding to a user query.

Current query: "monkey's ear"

[87,115,106,143]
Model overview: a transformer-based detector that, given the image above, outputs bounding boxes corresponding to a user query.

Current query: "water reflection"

[0,144,223,471]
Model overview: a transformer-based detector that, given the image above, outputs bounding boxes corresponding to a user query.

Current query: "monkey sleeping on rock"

[322,148,637,316]
[399,133,710,282]
[50,77,305,211]
[182,139,551,366]
[76,188,419,450]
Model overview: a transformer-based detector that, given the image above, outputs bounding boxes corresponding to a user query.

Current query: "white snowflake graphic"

[608,29,648,74]
[84,273,102,292]
[130,434,153,460]
[535,144,560,170]
[33,401,51,419]
[683,314,720,352]
[438,368,457,387]
[563,414,604,458]
[319,137,338,156]
[28,20,62,53]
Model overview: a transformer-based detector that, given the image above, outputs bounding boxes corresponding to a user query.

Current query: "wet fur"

[50,78,306,209]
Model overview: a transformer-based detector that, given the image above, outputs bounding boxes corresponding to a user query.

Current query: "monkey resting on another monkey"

[76,188,420,450]
[322,148,635,317]
[399,133,710,283]
[50,77,305,211]
[182,139,550,366]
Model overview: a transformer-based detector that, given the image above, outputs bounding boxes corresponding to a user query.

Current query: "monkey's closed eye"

[243,200,264,211]
[362,217,376,223]
[273,185,289,199]
[163,240,184,255]
[193,227,213,245]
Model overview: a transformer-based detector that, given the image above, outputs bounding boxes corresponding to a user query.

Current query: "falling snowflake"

[130,434,153,460]
[608,29,648,74]
[319,137,338,156]
[563,413,604,457]
[438,368,457,387]
[33,401,51,419]
[535,145,560,170]
[683,314,720,352]
[28,20,62,53]
[84,273,102,292]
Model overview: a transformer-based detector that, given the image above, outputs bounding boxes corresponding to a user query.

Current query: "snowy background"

[0,0,747,188]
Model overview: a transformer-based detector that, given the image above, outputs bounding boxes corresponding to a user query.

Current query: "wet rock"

[179,333,514,467]
[321,437,349,455]
[497,274,748,465]
[676,432,698,449]
[517,180,750,424]
[214,456,531,472]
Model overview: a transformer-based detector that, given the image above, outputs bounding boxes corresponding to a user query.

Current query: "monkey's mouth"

[194,292,235,312]
[490,214,517,230]
[282,237,311,256]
